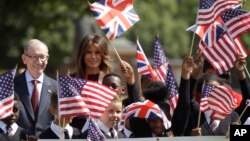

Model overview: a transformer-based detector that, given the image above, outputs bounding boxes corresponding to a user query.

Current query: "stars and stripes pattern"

[90,0,140,40]
[165,66,179,118]
[196,0,240,25]
[0,69,16,119]
[188,16,226,48]
[87,117,105,141]
[200,84,242,120]
[221,8,250,39]
[153,36,179,117]
[58,75,117,119]
[124,100,171,129]
[58,76,90,118]
[137,39,158,81]
[81,80,117,119]
[153,35,168,83]
[198,33,247,74]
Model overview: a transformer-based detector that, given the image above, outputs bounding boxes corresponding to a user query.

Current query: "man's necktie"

[210,120,218,131]
[109,128,115,138]
[64,129,69,139]
[31,80,39,116]
[6,125,12,136]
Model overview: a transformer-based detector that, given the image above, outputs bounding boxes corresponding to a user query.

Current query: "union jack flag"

[0,69,16,119]
[137,39,158,81]
[58,76,90,118]
[200,84,242,120]
[124,100,171,129]
[153,36,179,117]
[221,8,250,39]
[90,0,140,40]
[196,0,240,25]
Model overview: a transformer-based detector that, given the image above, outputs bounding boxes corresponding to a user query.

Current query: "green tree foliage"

[123,0,199,58]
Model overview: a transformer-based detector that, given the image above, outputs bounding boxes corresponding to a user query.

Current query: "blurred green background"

[1,0,250,79]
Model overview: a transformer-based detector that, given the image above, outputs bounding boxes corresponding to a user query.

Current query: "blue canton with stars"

[201,84,214,98]
[221,8,247,23]
[199,0,217,9]
[153,35,167,69]
[87,118,104,141]
[58,76,87,98]
[0,69,15,100]
[165,66,178,98]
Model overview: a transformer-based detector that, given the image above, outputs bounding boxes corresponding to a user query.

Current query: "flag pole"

[110,41,123,64]
[189,32,196,56]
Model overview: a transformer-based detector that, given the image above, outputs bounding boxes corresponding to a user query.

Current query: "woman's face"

[84,45,102,71]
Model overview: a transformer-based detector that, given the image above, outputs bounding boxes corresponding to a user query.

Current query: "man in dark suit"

[14,39,57,136]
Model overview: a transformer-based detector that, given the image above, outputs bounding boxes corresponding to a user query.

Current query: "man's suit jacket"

[14,71,57,136]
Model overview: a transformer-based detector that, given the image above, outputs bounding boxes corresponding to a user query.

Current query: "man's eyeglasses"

[25,54,49,62]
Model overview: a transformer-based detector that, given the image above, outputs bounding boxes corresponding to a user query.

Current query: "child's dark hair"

[103,72,122,82]
[50,92,58,108]
[14,92,20,101]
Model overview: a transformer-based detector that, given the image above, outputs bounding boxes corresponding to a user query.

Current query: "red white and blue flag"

[200,84,242,120]
[221,8,250,39]
[81,80,117,119]
[90,0,140,40]
[196,0,240,25]
[153,36,179,117]
[0,69,16,119]
[124,100,171,129]
[137,39,158,81]
[87,117,105,141]
[58,76,116,119]
[58,76,90,118]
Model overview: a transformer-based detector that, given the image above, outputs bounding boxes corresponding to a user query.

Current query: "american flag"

[196,0,240,25]
[136,39,158,81]
[200,84,242,120]
[198,33,247,74]
[90,0,140,40]
[0,69,16,119]
[189,17,225,48]
[58,76,90,118]
[87,117,105,141]
[153,35,167,83]
[153,36,179,117]
[221,8,250,39]
[81,80,117,119]
[165,66,179,118]
[124,100,171,130]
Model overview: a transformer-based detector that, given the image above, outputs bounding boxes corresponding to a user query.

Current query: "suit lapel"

[37,75,52,118]
[15,72,35,120]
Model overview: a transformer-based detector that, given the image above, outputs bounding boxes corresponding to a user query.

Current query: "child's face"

[103,76,125,95]
[100,102,122,128]
[148,118,165,135]
[2,101,19,125]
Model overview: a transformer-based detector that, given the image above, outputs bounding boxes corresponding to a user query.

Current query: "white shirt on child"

[0,121,18,136]
[97,119,118,138]
[50,121,73,139]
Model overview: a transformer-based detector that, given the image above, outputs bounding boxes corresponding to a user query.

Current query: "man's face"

[2,101,20,125]
[22,42,48,78]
